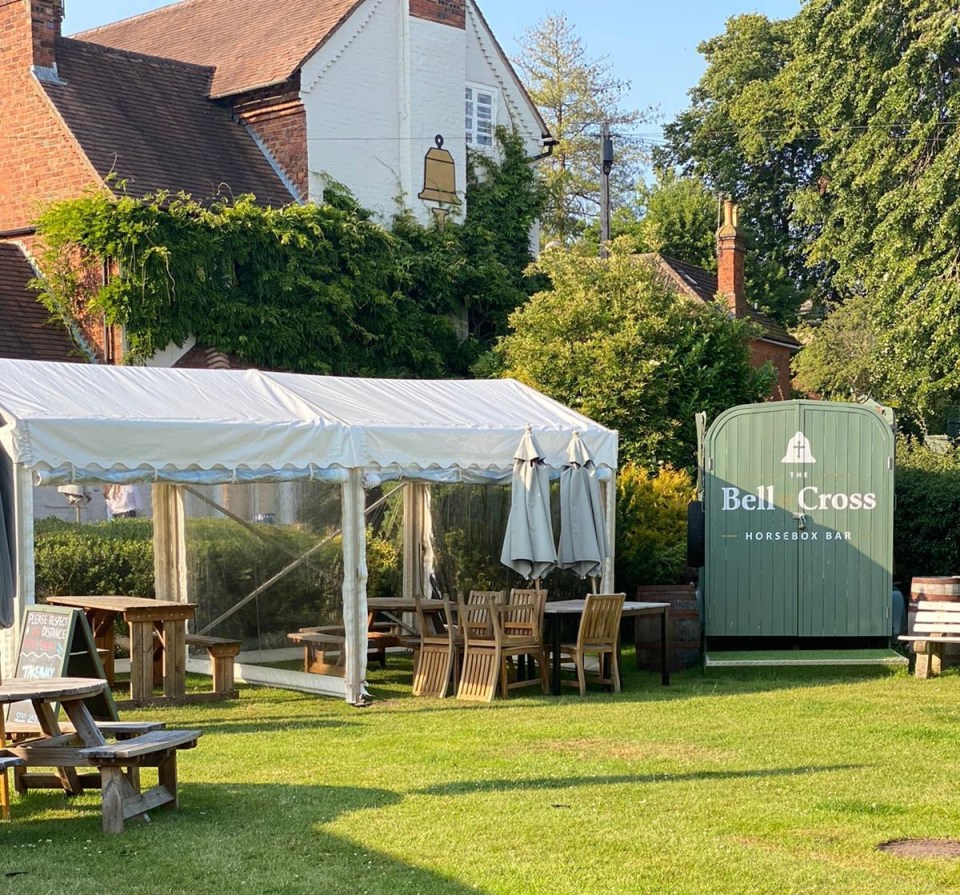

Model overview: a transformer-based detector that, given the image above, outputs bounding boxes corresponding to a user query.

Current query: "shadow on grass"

[414,764,865,797]
[2,783,480,894]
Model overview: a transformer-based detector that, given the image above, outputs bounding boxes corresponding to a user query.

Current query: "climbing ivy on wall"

[33,129,546,376]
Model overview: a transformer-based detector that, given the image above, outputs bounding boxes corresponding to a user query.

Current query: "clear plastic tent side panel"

[183,482,347,656]
[29,475,601,695]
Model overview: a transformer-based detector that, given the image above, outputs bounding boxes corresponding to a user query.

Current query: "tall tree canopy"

[661,2,960,431]
[482,241,772,470]
[657,13,817,325]
[788,0,960,429]
[514,14,649,244]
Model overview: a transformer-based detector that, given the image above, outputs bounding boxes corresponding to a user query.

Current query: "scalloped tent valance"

[0,360,618,484]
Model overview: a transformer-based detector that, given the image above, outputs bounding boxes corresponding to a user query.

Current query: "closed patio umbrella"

[558,431,607,587]
[500,427,557,584]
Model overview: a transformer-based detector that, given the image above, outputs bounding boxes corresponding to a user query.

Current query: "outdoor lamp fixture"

[418,134,460,228]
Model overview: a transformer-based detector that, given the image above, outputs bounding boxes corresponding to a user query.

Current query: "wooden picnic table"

[0,676,201,833]
[0,677,107,797]
[46,596,196,704]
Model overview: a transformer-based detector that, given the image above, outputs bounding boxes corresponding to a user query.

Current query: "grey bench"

[898,600,960,678]
[78,728,203,833]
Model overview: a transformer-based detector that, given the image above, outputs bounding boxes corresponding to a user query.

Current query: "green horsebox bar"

[698,400,898,655]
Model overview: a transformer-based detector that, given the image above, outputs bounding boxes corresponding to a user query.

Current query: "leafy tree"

[482,240,772,470]
[791,297,879,402]
[514,14,649,244]
[787,0,960,431]
[581,171,719,269]
[662,2,960,432]
[657,13,815,324]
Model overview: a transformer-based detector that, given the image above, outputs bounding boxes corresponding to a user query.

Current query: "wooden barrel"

[633,584,701,671]
[909,577,960,665]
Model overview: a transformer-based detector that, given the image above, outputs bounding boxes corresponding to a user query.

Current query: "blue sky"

[65,0,801,136]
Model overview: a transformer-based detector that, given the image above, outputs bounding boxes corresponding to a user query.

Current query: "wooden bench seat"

[288,628,346,676]
[0,754,25,772]
[6,719,165,739]
[185,634,241,698]
[8,720,167,794]
[898,600,960,678]
[288,621,402,675]
[78,729,202,834]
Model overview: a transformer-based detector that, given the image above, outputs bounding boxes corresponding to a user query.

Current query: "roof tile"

[76,0,363,98]
[43,39,293,205]
[0,245,82,362]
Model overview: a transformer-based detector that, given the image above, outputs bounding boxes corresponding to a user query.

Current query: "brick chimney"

[0,1,62,76]
[410,0,466,29]
[717,197,746,317]
[32,0,63,72]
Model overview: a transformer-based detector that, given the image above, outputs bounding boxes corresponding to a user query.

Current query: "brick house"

[645,200,800,400]
[0,0,551,366]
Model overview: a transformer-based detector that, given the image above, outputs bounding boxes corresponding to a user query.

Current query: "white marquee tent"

[0,359,619,702]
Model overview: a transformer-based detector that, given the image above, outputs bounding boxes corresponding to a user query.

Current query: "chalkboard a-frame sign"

[5,605,118,725]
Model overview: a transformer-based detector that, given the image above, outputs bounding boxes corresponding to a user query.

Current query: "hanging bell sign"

[418,134,461,206]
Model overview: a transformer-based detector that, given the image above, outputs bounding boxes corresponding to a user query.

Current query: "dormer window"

[465,84,496,148]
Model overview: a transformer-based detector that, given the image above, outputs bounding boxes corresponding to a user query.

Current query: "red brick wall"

[0,1,113,360]
[230,86,308,201]
[750,338,795,401]
[410,0,465,29]
[0,2,103,231]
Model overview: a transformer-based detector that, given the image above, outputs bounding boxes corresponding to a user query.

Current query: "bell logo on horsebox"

[781,431,816,464]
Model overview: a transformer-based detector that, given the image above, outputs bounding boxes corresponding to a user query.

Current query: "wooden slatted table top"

[366,598,417,611]
[46,595,197,622]
[543,600,670,615]
[0,677,107,703]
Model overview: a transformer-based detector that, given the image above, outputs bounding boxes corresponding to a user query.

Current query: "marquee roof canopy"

[0,360,618,484]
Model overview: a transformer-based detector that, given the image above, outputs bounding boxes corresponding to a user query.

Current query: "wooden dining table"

[543,599,671,694]
[45,596,197,704]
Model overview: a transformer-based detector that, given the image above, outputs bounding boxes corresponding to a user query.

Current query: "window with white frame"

[465,84,497,148]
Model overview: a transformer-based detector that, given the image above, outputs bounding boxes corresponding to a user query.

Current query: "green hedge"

[894,438,960,588]
[35,518,156,598]
[33,517,401,644]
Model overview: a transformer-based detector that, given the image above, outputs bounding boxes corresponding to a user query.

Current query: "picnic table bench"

[7,719,166,793]
[185,634,241,697]
[289,613,403,676]
[899,600,960,678]
[0,677,202,833]
[78,729,202,834]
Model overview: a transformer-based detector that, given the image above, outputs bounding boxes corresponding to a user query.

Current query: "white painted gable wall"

[301,0,543,226]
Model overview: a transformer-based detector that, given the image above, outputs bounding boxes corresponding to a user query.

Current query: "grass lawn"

[2,654,959,894]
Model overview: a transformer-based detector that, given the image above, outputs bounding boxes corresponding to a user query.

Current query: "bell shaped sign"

[781,431,816,464]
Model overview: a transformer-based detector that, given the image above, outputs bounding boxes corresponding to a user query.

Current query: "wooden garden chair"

[503,588,548,683]
[411,594,458,698]
[455,594,502,701]
[493,596,549,699]
[553,593,625,696]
